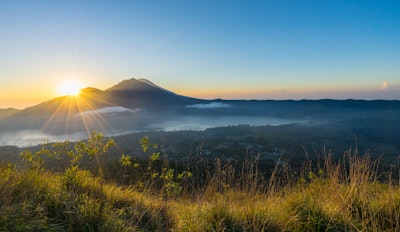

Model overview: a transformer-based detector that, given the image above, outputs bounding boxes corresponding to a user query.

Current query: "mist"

[0,115,302,147]
[0,130,88,147]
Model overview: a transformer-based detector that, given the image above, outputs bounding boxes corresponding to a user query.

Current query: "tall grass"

[1,133,400,231]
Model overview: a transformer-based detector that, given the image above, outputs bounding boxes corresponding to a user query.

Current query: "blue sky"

[1,0,400,108]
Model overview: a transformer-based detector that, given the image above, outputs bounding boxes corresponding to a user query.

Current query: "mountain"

[1,77,400,145]
[0,88,113,133]
[0,78,203,135]
[136,78,179,96]
[104,78,201,109]
[0,108,19,120]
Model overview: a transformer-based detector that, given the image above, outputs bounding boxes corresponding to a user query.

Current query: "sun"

[57,80,84,96]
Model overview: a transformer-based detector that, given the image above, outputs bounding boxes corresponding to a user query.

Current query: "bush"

[1,132,400,231]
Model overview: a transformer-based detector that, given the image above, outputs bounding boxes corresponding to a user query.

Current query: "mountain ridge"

[0,108,20,119]
[3,77,400,111]
[1,78,400,137]
[104,77,202,109]
[106,78,155,92]
[105,78,183,98]
[0,78,203,134]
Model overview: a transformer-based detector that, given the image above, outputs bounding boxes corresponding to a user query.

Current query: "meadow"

[1,132,400,231]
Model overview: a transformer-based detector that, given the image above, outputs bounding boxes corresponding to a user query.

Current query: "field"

[1,132,400,231]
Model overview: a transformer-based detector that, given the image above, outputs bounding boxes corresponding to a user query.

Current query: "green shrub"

[2,132,400,231]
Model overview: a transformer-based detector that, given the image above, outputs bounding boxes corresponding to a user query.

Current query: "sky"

[1,0,400,109]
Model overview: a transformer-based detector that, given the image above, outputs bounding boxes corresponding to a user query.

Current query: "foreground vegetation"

[1,132,400,231]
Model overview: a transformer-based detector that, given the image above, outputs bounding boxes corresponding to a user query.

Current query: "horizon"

[1,1,400,109]
[2,77,400,111]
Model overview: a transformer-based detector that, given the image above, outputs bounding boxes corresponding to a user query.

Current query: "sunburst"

[42,81,117,136]
[57,80,84,96]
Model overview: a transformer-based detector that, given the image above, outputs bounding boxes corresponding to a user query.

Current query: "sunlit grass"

[1,134,400,231]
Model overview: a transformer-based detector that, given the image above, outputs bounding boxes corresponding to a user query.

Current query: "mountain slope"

[0,108,20,120]
[104,78,201,109]
[1,78,400,138]
[0,78,203,134]
[0,88,114,133]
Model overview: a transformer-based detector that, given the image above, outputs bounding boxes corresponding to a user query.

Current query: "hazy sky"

[1,0,400,109]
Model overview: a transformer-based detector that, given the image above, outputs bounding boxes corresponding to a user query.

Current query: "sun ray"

[74,94,121,136]
[76,97,116,134]
[57,80,83,96]
[76,98,102,136]
[41,97,72,132]
[40,84,136,142]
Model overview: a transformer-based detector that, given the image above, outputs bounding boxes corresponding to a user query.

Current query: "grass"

[1,133,400,231]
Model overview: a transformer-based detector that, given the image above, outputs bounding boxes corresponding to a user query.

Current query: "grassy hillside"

[1,132,400,231]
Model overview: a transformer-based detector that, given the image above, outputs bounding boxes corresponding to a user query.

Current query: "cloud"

[78,106,141,116]
[0,130,89,147]
[186,102,231,109]
[380,81,390,90]
[380,81,400,91]
[371,81,400,99]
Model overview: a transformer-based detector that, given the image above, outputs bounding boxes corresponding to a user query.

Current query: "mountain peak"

[137,78,179,96]
[106,78,150,92]
[81,87,102,93]
[105,78,180,97]
[137,78,158,87]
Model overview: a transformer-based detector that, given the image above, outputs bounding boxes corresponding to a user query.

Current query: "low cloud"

[0,129,134,147]
[78,106,141,116]
[186,102,231,109]
[380,81,400,91]
[380,81,390,90]
[0,130,88,147]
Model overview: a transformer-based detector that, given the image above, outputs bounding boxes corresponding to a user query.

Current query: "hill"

[0,78,203,135]
[0,108,19,119]
[1,132,400,231]
[0,78,399,146]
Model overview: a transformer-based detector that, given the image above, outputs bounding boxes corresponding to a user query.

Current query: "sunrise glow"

[0,1,400,109]
[57,80,84,96]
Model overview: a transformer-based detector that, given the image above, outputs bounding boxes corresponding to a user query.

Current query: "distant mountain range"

[1,78,400,141]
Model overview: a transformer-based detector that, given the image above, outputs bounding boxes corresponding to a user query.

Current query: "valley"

[1,78,399,168]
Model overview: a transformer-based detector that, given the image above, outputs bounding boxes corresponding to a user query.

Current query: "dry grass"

[1,136,400,231]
